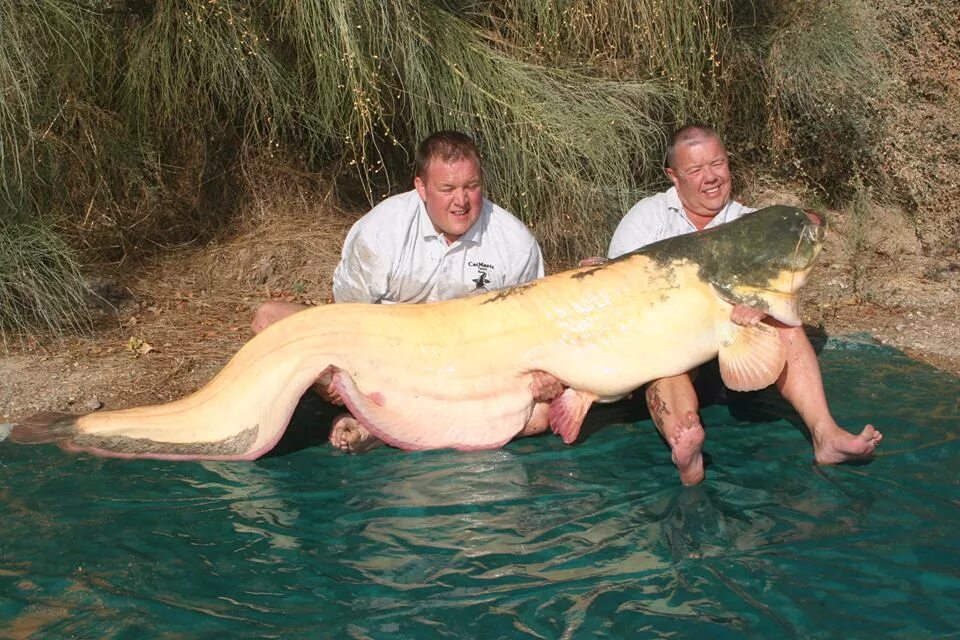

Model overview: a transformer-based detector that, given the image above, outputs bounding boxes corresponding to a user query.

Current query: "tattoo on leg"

[647,383,669,429]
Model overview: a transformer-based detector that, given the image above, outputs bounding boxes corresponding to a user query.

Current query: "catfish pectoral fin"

[717,322,786,391]
[10,412,78,444]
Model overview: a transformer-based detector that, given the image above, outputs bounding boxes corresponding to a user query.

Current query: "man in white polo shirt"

[332,132,543,304]
[607,124,882,485]
[251,130,544,452]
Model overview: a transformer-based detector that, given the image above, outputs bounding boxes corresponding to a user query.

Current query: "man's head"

[664,125,732,226]
[414,131,484,244]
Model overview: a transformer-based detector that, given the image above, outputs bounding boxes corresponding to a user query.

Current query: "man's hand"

[578,256,608,267]
[314,370,344,405]
[731,304,766,326]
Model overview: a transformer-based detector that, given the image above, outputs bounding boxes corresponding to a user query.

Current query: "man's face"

[665,137,732,220]
[414,157,484,244]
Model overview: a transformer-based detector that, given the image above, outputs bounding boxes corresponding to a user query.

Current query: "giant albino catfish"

[11,205,826,460]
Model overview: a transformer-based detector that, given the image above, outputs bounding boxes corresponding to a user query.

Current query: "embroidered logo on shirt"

[472,271,490,291]
[469,261,495,292]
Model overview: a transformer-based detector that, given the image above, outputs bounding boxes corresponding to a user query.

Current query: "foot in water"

[670,411,706,486]
[814,424,883,465]
[328,413,384,454]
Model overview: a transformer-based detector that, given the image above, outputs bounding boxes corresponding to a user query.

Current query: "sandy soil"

[1,206,958,426]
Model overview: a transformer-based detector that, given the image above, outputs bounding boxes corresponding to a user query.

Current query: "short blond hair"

[414,131,483,180]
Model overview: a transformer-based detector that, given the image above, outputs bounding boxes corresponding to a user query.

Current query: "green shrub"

[751,0,890,203]
[0,214,88,343]
[1,0,951,336]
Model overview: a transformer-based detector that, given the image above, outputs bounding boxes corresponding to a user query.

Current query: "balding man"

[608,124,882,485]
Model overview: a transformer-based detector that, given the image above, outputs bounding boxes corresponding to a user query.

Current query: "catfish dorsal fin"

[716,322,786,391]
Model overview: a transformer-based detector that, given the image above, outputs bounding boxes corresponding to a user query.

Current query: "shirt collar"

[665,185,735,230]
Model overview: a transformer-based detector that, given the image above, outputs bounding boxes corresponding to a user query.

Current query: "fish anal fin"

[10,412,78,445]
[548,389,597,444]
[717,322,786,392]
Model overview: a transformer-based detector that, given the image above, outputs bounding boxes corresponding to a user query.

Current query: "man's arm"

[332,233,391,304]
[607,208,662,258]
[514,240,545,284]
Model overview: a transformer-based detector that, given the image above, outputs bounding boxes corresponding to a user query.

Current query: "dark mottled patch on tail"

[10,413,258,458]
[480,281,536,304]
[10,412,78,444]
[570,264,608,279]
[70,425,259,456]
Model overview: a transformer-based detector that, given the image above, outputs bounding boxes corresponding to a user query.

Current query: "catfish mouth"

[716,232,821,325]
[648,204,827,326]
[804,209,824,227]
[713,270,812,327]
[712,213,824,326]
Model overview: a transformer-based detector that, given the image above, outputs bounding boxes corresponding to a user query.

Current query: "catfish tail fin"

[9,412,79,444]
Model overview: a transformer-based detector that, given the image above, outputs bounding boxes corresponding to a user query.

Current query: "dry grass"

[135,156,357,306]
[874,0,960,251]
[27,163,362,402]
[146,208,353,305]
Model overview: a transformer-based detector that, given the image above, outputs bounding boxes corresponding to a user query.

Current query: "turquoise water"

[2,336,958,638]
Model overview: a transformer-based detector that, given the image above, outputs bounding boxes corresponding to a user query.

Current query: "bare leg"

[775,326,882,463]
[646,374,706,485]
[251,300,310,335]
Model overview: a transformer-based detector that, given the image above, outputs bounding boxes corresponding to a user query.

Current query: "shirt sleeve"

[332,226,391,304]
[607,203,662,258]
[514,239,545,284]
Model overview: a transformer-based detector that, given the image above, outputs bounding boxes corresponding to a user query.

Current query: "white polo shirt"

[333,189,544,304]
[608,186,756,258]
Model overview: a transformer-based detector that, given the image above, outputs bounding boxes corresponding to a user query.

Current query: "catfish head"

[643,205,826,326]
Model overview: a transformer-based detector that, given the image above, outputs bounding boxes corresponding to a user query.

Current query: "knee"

[250,302,280,335]
[251,300,310,334]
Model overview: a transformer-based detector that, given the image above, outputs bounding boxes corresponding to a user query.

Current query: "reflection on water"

[0,338,958,637]
[194,461,302,552]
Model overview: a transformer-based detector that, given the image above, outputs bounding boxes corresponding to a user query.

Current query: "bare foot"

[329,413,384,454]
[670,411,706,485]
[518,402,551,437]
[814,424,883,464]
